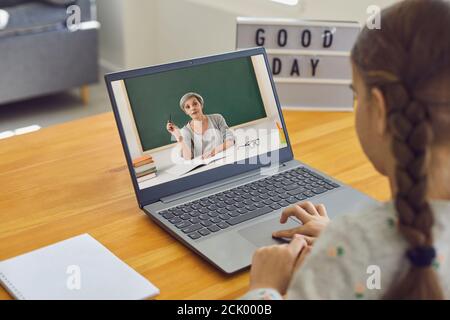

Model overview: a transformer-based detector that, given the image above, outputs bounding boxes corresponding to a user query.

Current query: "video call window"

[111,54,287,190]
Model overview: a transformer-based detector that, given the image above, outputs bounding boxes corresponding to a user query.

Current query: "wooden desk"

[0,111,389,300]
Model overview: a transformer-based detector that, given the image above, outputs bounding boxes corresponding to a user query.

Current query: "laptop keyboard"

[158,167,340,240]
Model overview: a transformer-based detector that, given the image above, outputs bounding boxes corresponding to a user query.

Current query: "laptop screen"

[108,50,291,196]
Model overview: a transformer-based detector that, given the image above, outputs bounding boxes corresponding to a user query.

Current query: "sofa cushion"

[41,0,76,6]
[0,0,31,8]
[0,2,67,37]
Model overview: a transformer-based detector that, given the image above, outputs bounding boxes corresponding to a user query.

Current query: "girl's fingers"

[273,224,317,239]
[272,226,303,239]
[298,201,320,216]
[300,235,316,245]
[316,204,328,217]
[288,235,307,256]
[294,245,312,271]
[280,205,311,224]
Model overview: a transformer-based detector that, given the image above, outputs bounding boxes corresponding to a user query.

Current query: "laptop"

[104,47,378,274]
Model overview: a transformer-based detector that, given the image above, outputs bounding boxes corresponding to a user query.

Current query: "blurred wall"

[97,0,399,71]
[97,0,126,70]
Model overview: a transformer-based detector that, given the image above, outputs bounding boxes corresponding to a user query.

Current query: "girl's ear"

[371,87,388,136]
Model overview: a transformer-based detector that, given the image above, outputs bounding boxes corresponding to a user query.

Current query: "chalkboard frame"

[105,47,294,206]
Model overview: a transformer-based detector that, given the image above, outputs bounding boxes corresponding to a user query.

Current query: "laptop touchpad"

[238,217,301,247]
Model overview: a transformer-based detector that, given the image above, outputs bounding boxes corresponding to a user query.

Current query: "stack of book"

[133,155,157,183]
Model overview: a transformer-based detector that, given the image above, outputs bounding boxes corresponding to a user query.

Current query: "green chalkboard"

[124,57,267,151]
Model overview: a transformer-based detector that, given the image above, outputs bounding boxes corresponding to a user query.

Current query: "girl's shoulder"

[336,200,450,239]
[313,201,405,263]
[335,201,397,234]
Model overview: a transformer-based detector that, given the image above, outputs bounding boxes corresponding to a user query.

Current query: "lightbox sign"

[237,18,361,110]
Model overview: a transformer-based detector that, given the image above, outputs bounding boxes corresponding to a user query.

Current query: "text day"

[271,57,320,77]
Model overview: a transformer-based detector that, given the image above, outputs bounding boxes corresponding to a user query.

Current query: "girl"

[242,0,450,299]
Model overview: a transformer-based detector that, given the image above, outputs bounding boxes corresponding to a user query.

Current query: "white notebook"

[0,234,160,300]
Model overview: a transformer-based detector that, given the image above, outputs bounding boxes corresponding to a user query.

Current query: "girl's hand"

[166,122,181,141]
[249,235,307,295]
[294,244,312,271]
[272,201,330,245]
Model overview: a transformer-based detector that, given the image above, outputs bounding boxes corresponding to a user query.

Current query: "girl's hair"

[352,0,450,299]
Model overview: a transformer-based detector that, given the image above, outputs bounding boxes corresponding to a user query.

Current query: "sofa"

[0,0,99,105]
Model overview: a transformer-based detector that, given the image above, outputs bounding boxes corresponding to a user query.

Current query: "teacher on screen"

[166,92,235,160]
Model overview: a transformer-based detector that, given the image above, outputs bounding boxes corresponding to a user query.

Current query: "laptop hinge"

[160,163,286,204]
